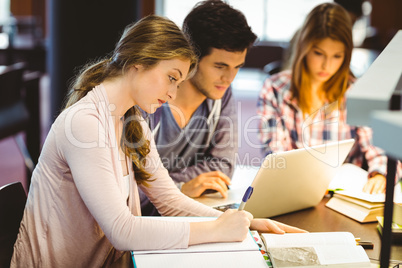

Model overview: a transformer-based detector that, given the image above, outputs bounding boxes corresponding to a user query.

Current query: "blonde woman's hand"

[250,218,308,234]
[189,209,252,245]
[212,209,253,242]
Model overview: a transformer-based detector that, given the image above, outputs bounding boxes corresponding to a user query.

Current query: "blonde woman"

[258,3,391,194]
[12,15,303,267]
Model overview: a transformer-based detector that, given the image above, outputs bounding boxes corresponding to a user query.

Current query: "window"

[0,0,10,22]
[0,0,11,48]
[155,0,330,42]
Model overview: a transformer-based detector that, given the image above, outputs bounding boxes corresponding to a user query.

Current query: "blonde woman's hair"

[290,2,353,114]
[64,15,198,185]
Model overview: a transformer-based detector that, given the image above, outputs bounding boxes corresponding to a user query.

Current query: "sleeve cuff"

[178,181,185,190]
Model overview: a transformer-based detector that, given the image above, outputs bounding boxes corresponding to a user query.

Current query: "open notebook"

[130,217,370,268]
[262,232,370,267]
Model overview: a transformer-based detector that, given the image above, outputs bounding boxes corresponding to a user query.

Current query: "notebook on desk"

[131,217,268,268]
[214,139,355,218]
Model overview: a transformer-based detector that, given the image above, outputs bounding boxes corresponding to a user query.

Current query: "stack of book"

[325,190,384,223]
[376,216,402,243]
[394,202,402,226]
[325,164,393,223]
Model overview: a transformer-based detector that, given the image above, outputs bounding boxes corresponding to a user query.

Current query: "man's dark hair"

[183,0,257,59]
[334,0,363,18]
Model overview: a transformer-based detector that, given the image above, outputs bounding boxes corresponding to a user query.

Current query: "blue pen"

[238,186,253,211]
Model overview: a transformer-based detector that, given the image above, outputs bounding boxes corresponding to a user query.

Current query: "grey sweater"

[140,88,238,215]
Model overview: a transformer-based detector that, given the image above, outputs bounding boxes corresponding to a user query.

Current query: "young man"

[140,0,257,215]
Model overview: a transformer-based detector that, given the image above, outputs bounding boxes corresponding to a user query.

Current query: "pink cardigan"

[11,85,221,267]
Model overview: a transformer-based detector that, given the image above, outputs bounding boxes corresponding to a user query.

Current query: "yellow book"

[394,202,402,226]
[376,216,402,242]
[326,191,384,223]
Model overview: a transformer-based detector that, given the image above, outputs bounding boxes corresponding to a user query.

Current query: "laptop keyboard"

[213,203,240,212]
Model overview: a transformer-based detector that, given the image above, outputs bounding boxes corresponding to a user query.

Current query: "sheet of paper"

[329,163,402,202]
[328,163,368,191]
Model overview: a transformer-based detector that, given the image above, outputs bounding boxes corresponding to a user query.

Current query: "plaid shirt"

[257,70,393,177]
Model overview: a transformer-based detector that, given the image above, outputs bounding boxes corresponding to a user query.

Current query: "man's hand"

[181,171,231,198]
[363,174,386,194]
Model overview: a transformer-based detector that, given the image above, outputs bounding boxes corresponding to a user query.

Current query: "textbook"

[326,164,402,223]
[326,164,386,223]
[131,217,267,268]
[376,216,402,243]
[261,232,371,267]
[325,191,384,223]
[394,202,402,226]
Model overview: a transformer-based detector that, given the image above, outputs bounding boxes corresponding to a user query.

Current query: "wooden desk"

[196,166,402,265]
[198,192,402,265]
[271,196,402,263]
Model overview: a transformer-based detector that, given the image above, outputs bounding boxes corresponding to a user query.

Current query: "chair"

[244,42,285,70]
[263,60,283,77]
[0,182,27,267]
[0,62,35,184]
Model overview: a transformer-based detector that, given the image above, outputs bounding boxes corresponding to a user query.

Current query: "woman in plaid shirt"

[257,3,398,194]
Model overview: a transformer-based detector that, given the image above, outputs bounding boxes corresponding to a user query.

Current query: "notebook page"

[262,233,370,267]
[136,231,258,254]
[261,232,356,247]
[267,245,370,267]
[328,163,368,191]
[314,245,370,265]
[134,216,259,254]
[134,250,267,268]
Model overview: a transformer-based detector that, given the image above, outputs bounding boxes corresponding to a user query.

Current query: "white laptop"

[210,139,355,218]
